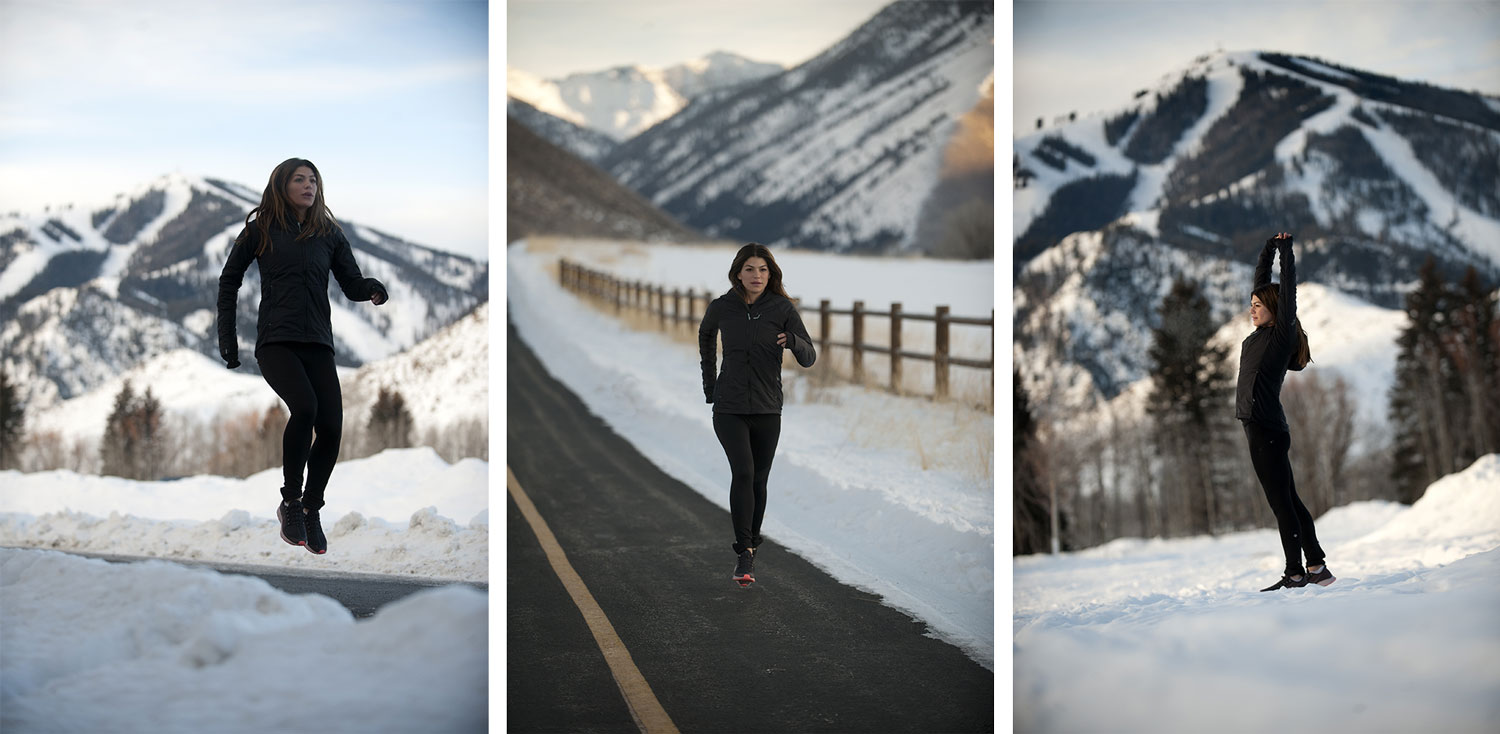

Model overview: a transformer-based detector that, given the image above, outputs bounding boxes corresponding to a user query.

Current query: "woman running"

[1238,232,1335,591]
[217,157,388,555]
[698,243,817,586]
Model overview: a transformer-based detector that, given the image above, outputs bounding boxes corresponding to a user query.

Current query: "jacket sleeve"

[331,230,381,302]
[698,299,720,402]
[1271,237,1298,350]
[216,229,255,362]
[1253,237,1276,291]
[783,304,817,368]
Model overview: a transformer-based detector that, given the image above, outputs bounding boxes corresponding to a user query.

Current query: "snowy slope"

[1,548,486,732]
[1015,454,1500,733]
[509,239,994,669]
[605,1,995,254]
[506,52,783,141]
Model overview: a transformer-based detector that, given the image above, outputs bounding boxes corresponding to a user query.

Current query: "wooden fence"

[559,258,994,404]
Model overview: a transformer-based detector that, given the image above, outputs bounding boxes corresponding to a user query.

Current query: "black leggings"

[713,412,781,553]
[1244,421,1324,576]
[258,342,342,511]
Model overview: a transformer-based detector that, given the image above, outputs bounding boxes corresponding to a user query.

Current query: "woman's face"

[1250,295,1272,327]
[285,166,318,215]
[738,257,769,298]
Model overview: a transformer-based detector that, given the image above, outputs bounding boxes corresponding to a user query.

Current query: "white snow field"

[0,547,487,733]
[1015,454,1500,734]
[0,448,488,581]
[508,239,996,670]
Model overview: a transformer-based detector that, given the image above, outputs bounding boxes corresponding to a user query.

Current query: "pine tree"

[1147,278,1234,535]
[0,366,23,470]
[367,386,414,453]
[1014,369,1052,555]
[101,380,138,477]
[1452,268,1499,459]
[1389,258,1472,502]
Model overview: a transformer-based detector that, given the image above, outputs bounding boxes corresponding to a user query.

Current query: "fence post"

[819,300,831,361]
[935,305,950,400]
[890,302,902,395]
[614,276,622,315]
[672,288,681,328]
[560,259,567,289]
[852,300,865,385]
[658,286,667,330]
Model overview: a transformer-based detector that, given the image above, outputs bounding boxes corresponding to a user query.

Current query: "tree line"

[0,376,487,478]
[1016,259,1498,554]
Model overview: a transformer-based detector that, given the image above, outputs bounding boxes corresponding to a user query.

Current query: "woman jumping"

[1238,232,1334,591]
[217,157,388,555]
[698,243,817,586]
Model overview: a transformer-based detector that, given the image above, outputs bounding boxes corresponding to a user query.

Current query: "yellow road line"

[507,466,680,734]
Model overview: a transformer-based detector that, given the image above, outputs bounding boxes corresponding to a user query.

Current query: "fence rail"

[559,259,993,404]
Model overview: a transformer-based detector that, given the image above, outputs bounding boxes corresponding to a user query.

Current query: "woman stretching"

[1238,232,1334,591]
[699,243,817,586]
[217,158,388,555]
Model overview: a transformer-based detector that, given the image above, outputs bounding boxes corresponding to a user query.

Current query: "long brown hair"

[235,158,340,256]
[728,242,790,301]
[1252,283,1312,369]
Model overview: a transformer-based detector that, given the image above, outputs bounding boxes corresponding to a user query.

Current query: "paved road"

[17,549,485,619]
[507,316,993,733]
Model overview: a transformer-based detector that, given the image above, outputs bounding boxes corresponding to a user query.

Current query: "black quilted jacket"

[698,290,816,414]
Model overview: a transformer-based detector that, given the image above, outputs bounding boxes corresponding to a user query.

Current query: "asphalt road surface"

[21,549,486,619]
[507,315,993,733]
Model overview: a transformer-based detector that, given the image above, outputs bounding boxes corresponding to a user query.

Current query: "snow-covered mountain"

[0,173,488,411]
[602,0,995,254]
[506,96,620,164]
[506,116,701,244]
[1014,50,1500,427]
[506,51,783,142]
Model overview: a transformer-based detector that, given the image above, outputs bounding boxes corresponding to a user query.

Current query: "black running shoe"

[1259,574,1308,592]
[733,549,755,586]
[1304,566,1335,587]
[303,508,327,554]
[277,499,307,546]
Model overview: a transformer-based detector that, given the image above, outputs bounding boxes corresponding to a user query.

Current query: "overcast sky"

[0,0,488,261]
[1015,0,1500,136]
[507,0,894,79]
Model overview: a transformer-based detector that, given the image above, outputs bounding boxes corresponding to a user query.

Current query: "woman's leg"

[745,413,782,548]
[1244,422,1307,576]
[1286,463,1326,568]
[298,345,342,513]
[713,412,757,552]
[257,344,318,504]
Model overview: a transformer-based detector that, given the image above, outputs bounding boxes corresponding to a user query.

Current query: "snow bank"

[0,547,486,732]
[508,240,995,669]
[0,448,487,581]
[1016,454,1500,733]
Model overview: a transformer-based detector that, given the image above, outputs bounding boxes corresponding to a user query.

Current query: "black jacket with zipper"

[699,290,817,414]
[1235,237,1301,432]
[217,216,386,365]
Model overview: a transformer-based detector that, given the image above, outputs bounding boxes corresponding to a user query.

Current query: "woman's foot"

[277,499,307,546]
[733,549,755,586]
[1304,565,1336,587]
[1259,574,1308,592]
[303,508,327,554]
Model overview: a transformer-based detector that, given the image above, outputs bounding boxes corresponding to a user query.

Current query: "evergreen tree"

[1014,369,1052,555]
[0,366,23,470]
[367,386,414,452]
[1389,258,1471,502]
[1452,268,1500,459]
[100,380,168,480]
[1147,278,1234,535]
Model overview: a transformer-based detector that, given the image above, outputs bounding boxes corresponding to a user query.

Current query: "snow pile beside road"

[508,240,994,669]
[1015,454,1500,733]
[0,547,486,733]
[0,448,488,581]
